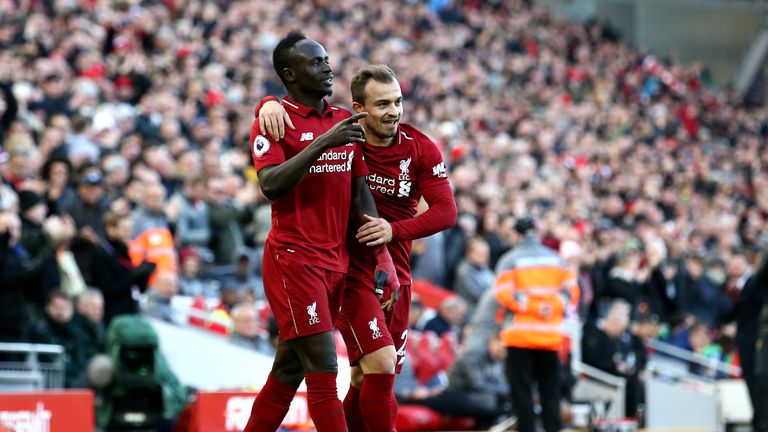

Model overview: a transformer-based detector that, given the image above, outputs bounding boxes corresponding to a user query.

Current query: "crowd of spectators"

[1,0,767,425]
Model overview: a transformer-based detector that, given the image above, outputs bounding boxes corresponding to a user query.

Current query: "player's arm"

[257,112,368,200]
[257,97,295,140]
[349,170,401,310]
[389,181,456,242]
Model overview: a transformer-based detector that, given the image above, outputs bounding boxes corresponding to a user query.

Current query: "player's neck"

[286,90,325,113]
[366,135,395,148]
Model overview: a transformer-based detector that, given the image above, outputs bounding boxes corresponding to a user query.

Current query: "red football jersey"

[347,123,455,286]
[250,97,368,272]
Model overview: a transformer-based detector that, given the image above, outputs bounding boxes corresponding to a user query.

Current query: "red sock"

[359,373,397,432]
[244,373,298,432]
[343,384,366,431]
[305,372,348,432]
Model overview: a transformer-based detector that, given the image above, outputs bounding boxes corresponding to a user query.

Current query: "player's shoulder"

[328,104,353,119]
[398,123,433,143]
[399,123,442,163]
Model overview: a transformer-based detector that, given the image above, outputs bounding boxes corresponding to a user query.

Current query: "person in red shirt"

[243,33,398,432]
[258,64,457,432]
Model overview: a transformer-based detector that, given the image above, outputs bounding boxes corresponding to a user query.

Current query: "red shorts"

[262,241,345,340]
[336,279,411,373]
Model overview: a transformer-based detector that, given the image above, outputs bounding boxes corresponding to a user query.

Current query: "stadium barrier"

[645,340,751,431]
[0,343,66,391]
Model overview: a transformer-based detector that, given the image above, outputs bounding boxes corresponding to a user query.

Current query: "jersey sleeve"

[351,142,368,177]
[250,115,286,173]
[390,134,457,241]
[416,135,450,190]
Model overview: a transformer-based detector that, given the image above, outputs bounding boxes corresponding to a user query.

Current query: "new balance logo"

[300,132,314,142]
[369,317,382,340]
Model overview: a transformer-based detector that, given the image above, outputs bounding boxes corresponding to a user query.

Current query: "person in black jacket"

[0,210,58,342]
[18,190,60,312]
[582,299,646,418]
[730,253,768,431]
[29,290,87,388]
[90,211,155,325]
[0,81,18,147]
[0,211,32,342]
[70,288,106,367]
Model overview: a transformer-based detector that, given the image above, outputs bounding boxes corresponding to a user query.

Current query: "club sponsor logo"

[308,150,354,174]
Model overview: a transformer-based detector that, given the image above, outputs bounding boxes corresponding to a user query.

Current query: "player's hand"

[258,100,294,140]
[373,246,400,307]
[357,214,392,246]
[380,283,399,313]
[316,112,367,149]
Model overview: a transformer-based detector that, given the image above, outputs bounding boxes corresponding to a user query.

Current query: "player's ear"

[282,68,296,84]
[352,101,364,113]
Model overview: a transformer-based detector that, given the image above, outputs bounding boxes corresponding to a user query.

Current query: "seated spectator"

[678,254,733,328]
[101,155,131,204]
[91,211,156,325]
[131,181,171,239]
[582,299,646,418]
[411,232,449,289]
[168,176,210,250]
[205,176,251,265]
[660,311,696,349]
[395,301,450,403]
[229,303,275,356]
[177,246,220,298]
[188,284,244,335]
[220,249,265,301]
[70,289,106,367]
[453,237,495,311]
[29,290,87,387]
[412,334,512,429]
[683,321,725,377]
[408,322,459,392]
[424,295,467,337]
[631,313,661,345]
[144,271,180,324]
[40,157,76,217]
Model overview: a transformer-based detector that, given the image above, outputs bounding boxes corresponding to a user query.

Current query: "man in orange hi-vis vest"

[493,216,580,432]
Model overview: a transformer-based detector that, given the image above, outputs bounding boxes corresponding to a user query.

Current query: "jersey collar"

[282,97,334,118]
[395,125,413,146]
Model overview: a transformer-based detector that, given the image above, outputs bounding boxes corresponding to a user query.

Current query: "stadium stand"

[0,0,766,430]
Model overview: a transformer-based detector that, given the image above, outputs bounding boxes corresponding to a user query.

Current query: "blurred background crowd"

[0,0,767,428]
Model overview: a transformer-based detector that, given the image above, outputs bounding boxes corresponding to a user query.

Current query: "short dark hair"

[103,211,129,229]
[47,289,70,306]
[272,31,307,85]
[350,64,397,104]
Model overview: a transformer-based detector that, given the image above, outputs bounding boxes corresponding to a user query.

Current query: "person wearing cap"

[63,167,109,285]
[493,215,580,432]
